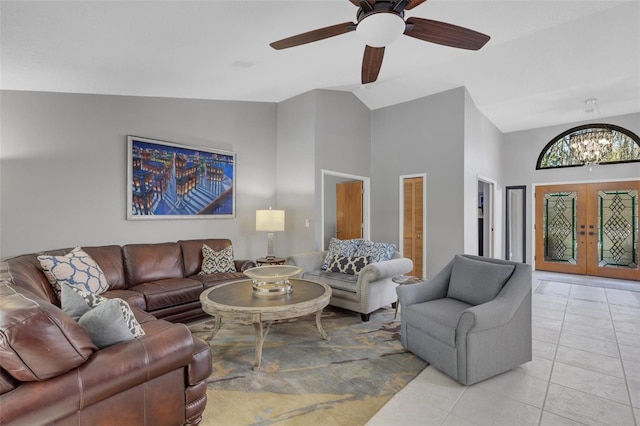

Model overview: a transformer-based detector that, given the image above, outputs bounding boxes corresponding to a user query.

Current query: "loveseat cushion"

[303,270,358,293]
[130,278,203,311]
[447,255,515,306]
[0,282,96,381]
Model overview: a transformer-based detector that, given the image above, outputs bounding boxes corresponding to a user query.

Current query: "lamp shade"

[356,12,406,47]
[256,209,285,232]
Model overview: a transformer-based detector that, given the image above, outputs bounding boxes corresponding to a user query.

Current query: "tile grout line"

[536,280,577,426]
[605,288,639,426]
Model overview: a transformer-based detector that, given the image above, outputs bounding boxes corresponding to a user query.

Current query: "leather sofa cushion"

[0,282,96,381]
[123,242,184,286]
[0,367,17,394]
[83,245,126,290]
[130,278,203,311]
[103,289,147,311]
[189,271,247,288]
[179,239,233,277]
[4,253,60,304]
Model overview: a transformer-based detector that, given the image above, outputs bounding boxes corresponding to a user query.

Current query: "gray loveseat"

[397,254,532,385]
[287,240,413,321]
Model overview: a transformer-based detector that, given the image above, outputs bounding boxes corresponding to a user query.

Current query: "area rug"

[188,306,428,426]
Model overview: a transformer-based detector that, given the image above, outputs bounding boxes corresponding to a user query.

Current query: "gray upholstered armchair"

[397,254,532,385]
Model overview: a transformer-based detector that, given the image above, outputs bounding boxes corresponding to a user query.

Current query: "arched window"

[536,124,640,170]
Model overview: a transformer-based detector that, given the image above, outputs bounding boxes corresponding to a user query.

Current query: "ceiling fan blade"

[362,46,385,84]
[270,22,356,50]
[404,0,428,10]
[348,0,374,6]
[405,17,490,50]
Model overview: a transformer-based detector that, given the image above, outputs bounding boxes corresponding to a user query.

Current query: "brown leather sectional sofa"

[0,238,255,425]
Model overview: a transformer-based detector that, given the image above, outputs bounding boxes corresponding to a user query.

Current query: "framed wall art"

[126,135,235,219]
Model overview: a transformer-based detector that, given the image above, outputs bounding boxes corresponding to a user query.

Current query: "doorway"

[399,174,426,278]
[535,180,639,280]
[477,177,495,257]
[336,180,363,240]
[321,170,370,250]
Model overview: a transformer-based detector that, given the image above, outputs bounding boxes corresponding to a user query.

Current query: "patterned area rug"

[188,306,428,426]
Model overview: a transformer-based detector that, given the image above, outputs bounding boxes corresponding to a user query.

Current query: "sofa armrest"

[397,258,453,307]
[235,259,257,272]
[358,257,413,284]
[0,320,195,426]
[458,262,532,333]
[286,252,327,274]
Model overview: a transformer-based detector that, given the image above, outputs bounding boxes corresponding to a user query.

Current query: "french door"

[535,181,639,280]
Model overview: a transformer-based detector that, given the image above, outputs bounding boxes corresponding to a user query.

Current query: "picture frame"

[126,135,235,219]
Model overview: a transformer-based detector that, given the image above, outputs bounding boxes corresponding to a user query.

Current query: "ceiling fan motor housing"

[356,1,407,47]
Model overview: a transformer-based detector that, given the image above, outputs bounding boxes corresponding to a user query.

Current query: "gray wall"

[1,91,277,259]
[463,90,505,258]
[276,89,371,256]
[275,91,317,256]
[503,112,640,265]
[371,87,466,277]
[3,89,636,273]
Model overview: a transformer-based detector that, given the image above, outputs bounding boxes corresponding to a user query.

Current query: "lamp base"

[266,232,275,257]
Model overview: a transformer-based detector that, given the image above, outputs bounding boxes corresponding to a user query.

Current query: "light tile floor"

[367,271,640,426]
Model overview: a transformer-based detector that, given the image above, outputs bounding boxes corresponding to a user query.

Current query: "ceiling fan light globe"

[356,12,405,47]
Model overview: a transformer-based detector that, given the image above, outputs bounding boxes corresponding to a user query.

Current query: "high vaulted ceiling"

[1,0,638,133]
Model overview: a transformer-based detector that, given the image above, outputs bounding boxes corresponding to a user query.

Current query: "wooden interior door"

[535,181,639,280]
[336,180,363,240]
[403,177,424,278]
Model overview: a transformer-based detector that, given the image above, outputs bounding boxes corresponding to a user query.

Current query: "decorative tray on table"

[244,265,302,295]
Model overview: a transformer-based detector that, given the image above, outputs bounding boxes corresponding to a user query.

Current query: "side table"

[392,275,424,319]
[256,256,286,266]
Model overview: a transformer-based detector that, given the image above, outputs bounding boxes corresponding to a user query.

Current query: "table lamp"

[255,207,285,258]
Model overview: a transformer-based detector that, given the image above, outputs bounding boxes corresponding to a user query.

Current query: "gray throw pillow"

[61,283,92,321]
[78,298,145,349]
[447,255,515,306]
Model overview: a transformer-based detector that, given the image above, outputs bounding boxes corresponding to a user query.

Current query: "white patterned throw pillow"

[38,247,109,298]
[199,245,236,275]
[321,238,364,270]
[355,241,396,263]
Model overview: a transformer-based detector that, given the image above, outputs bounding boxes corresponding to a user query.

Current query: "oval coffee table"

[200,278,332,371]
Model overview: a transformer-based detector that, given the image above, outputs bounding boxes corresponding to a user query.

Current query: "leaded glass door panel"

[536,181,639,280]
[586,181,639,280]
[535,184,587,275]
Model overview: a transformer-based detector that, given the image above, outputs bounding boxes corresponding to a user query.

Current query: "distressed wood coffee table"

[200,279,331,371]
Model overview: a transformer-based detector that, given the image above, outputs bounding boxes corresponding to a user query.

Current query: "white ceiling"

[1,0,639,133]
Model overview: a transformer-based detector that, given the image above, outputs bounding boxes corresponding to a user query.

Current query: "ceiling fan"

[270,0,490,84]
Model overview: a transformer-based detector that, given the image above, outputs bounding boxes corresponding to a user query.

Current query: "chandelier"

[569,99,613,168]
